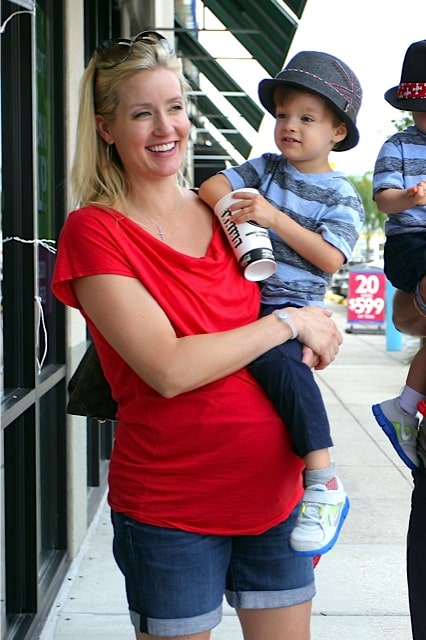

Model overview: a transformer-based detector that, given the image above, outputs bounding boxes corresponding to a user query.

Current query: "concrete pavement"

[39,299,418,639]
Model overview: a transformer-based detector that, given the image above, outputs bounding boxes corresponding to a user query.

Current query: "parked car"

[330,265,349,297]
[329,260,384,299]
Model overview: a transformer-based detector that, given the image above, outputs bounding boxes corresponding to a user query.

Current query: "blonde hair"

[71,39,189,209]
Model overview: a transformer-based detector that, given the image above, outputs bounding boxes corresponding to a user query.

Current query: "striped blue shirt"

[373,125,426,237]
[221,154,364,307]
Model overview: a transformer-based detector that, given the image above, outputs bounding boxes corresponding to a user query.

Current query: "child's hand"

[227,191,280,228]
[408,181,426,206]
[301,345,320,369]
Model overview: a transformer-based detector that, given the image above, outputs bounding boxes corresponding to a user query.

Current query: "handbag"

[67,342,118,422]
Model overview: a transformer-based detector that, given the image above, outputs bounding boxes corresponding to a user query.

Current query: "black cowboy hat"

[258,50,362,151]
[385,40,426,112]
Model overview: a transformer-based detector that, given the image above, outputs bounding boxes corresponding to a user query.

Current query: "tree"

[392,111,413,132]
[348,172,384,261]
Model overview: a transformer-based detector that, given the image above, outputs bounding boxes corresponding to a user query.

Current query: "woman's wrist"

[274,309,298,339]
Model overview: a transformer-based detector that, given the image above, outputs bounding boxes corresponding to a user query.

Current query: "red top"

[52,205,303,534]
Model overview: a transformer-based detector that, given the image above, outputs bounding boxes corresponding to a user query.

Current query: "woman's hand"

[282,306,342,370]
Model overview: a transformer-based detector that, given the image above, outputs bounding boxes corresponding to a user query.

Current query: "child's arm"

[268,207,345,274]
[198,174,233,209]
[200,174,345,274]
[226,190,345,274]
[375,182,426,214]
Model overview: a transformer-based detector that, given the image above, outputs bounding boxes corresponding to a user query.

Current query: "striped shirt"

[373,125,426,237]
[221,154,364,307]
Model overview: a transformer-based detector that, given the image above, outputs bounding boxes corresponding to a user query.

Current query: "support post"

[386,280,402,351]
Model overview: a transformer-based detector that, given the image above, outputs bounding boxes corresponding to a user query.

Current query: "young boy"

[371,40,426,470]
[199,50,364,557]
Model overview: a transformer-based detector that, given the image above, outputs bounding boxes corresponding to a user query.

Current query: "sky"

[197,0,426,177]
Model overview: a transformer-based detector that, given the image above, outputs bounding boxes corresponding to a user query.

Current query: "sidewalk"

[39,300,417,639]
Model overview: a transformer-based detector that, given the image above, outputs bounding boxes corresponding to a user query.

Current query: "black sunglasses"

[94,30,173,69]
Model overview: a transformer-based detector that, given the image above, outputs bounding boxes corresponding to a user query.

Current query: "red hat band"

[397,82,426,100]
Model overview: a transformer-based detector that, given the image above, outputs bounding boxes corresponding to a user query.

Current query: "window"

[1,1,67,637]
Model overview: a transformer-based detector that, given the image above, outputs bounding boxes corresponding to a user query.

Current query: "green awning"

[175,15,264,132]
[284,0,308,19]
[185,74,253,159]
[175,0,307,163]
[200,0,308,77]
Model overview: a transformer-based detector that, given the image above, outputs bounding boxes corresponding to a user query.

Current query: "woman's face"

[97,66,190,182]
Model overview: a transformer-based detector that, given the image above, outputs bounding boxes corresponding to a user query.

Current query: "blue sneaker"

[290,477,350,556]
[372,398,419,470]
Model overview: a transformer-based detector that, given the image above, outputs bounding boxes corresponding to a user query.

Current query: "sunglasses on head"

[94,30,173,69]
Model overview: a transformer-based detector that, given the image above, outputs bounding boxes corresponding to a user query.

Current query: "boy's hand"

[408,181,426,206]
[227,191,280,228]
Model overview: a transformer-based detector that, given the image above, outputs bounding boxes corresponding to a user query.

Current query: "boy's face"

[412,111,426,134]
[273,89,347,172]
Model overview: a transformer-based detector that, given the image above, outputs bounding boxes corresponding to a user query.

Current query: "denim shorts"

[111,507,315,637]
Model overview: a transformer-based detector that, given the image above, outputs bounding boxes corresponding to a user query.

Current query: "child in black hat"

[372,40,426,471]
[199,50,364,557]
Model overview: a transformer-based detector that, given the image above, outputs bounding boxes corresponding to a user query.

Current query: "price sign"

[347,269,386,324]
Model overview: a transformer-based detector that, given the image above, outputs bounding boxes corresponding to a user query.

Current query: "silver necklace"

[134,212,166,240]
[129,189,182,241]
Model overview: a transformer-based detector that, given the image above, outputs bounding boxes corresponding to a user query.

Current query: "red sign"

[347,268,386,324]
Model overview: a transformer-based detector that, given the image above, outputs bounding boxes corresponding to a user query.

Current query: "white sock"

[399,385,424,416]
[304,463,335,488]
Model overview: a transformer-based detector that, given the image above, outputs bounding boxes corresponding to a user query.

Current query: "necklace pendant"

[157,226,165,240]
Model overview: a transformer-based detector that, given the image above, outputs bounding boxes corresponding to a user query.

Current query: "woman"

[52,32,342,640]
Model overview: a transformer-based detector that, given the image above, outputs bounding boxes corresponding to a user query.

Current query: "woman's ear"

[95,114,114,145]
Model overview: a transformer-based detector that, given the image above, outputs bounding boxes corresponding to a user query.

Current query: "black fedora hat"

[258,50,362,151]
[385,40,426,111]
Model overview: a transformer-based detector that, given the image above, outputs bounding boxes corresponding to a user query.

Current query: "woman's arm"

[73,274,342,397]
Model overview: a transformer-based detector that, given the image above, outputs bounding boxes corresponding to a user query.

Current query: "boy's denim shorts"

[111,507,315,637]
